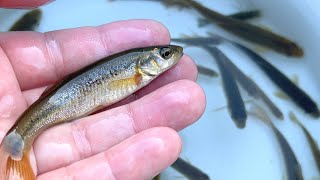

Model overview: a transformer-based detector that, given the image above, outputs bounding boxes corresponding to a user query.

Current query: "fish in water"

[171,157,210,180]
[172,37,247,128]
[204,46,247,128]
[231,41,320,118]
[220,54,283,120]
[289,112,320,173]
[172,36,283,120]
[197,65,218,77]
[9,9,42,31]
[173,34,320,118]
[198,10,261,27]
[160,0,303,57]
[0,45,183,180]
[249,105,304,180]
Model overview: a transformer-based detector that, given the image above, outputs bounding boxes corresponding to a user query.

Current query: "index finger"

[0,20,170,90]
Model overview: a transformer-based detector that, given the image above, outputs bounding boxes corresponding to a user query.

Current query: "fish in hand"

[0,45,183,180]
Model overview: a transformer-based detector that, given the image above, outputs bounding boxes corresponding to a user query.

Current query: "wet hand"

[0,1,205,179]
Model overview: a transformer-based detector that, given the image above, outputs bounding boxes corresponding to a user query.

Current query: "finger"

[0,0,52,8]
[33,80,205,173]
[38,127,181,180]
[0,47,28,139]
[22,55,197,106]
[0,20,170,90]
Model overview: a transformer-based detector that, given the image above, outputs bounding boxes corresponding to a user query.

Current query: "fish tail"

[0,145,9,180]
[0,146,35,180]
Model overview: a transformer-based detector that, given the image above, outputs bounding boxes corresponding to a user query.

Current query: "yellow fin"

[0,149,36,180]
[108,74,142,91]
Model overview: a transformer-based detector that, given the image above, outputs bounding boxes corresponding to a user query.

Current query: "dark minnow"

[173,34,319,118]
[289,112,320,172]
[9,9,42,31]
[172,157,210,180]
[249,105,304,180]
[221,54,283,119]
[197,65,218,77]
[161,0,304,57]
[204,46,247,128]
[198,10,261,27]
[172,36,283,119]
[172,37,246,127]
[0,45,183,180]
[231,41,320,118]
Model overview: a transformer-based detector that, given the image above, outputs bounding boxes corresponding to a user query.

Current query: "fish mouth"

[176,46,184,57]
[171,45,184,60]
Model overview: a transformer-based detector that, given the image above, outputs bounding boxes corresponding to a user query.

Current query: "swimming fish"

[0,45,183,180]
[172,37,246,128]
[289,112,320,173]
[171,157,210,180]
[198,10,261,27]
[204,46,247,128]
[231,41,320,118]
[9,9,42,31]
[162,0,303,57]
[197,65,218,77]
[220,55,283,119]
[173,35,319,118]
[173,36,282,125]
[249,105,304,180]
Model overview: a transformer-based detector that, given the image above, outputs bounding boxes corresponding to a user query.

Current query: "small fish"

[9,9,42,31]
[162,0,303,57]
[249,105,304,180]
[204,46,247,128]
[171,157,210,180]
[231,41,320,118]
[172,34,319,118]
[220,51,283,119]
[198,10,261,27]
[197,65,218,77]
[0,45,183,180]
[289,112,320,173]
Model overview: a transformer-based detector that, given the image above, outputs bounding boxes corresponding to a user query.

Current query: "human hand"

[0,2,205,179]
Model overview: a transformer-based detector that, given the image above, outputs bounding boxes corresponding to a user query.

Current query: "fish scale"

[0,45,183,180]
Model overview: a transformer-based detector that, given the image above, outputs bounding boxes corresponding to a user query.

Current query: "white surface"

[1,0,320,179]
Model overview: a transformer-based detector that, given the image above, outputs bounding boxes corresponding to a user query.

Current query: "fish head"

[138,45,183,76]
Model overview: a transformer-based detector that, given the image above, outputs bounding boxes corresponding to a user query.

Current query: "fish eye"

[160,47,172,60]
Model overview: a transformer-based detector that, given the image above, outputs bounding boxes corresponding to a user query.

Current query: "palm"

[0,20,204,179]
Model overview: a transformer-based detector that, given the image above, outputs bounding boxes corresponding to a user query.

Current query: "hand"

[0,1,205,179]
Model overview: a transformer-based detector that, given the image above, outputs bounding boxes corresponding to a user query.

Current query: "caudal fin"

[0,147,35,180]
